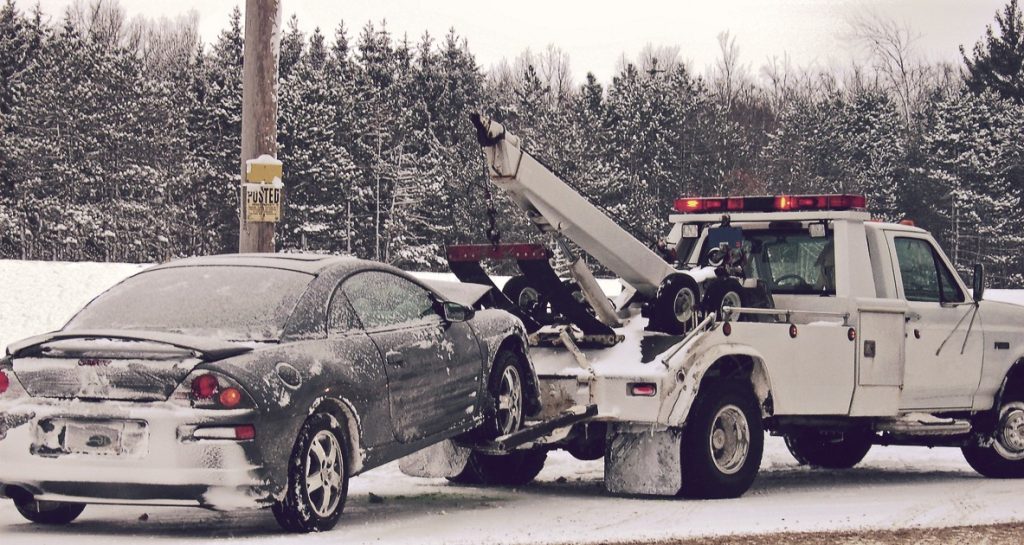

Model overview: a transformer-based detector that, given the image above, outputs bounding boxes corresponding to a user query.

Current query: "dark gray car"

[0,253,540,533]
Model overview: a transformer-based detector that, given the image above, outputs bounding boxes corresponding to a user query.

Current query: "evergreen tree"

[962,0,1024,103]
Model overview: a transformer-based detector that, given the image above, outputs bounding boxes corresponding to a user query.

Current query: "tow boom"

[471,114,676,298]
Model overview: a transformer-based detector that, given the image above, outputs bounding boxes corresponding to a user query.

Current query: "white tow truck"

[402,115,1024,498]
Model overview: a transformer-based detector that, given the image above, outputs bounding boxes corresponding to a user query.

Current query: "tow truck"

[401,114,1024,498]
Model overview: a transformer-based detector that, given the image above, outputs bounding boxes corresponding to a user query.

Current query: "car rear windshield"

[65,266,313,341]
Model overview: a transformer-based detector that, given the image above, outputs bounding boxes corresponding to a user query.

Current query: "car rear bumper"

[0,398,275,510]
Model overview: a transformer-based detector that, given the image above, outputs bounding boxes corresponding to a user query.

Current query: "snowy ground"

[2,259,1024,543]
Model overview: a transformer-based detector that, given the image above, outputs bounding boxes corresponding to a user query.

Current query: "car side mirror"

[972,263,985,302]
[441,301,475,323]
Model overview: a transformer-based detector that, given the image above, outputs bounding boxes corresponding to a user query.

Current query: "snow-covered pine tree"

[962,0,1024,104]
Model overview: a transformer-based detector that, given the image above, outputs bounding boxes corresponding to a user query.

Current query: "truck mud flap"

[605,423,683,496]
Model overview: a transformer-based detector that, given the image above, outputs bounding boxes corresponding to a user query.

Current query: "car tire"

[272,413,350,533]
[13,497,85,525]
[784,430,873,469]
[962,399,1024,478]
[678,380,764,499]
[450,350,546,486]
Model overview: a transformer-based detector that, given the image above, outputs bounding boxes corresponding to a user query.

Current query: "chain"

[487,183,503,246]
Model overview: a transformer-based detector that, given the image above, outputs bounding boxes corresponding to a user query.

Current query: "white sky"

[25,0,1008,83]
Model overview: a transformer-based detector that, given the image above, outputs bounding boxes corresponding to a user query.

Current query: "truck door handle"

[905,311,921,322]
[386,353,405,366]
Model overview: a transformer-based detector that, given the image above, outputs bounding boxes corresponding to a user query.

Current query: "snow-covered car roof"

[148,253,362,275]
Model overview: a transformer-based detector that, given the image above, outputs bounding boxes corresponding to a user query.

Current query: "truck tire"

[962,400,1024,478]
[449,450,548,486]
[701,278,746,319]
[272,413,350,533]
[679,380,764,499]
[650,273,702,334]
[13,497,85,525]
[502,276,548,321]
[450,351,547,486]
[784,430,873,469]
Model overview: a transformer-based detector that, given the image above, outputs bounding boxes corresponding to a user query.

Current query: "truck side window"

[893,237,965,303]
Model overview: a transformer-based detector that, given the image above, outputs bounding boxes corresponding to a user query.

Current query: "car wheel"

[784,430,873,469]
[962,400,1024,478]
[13,497,85,525]
[450,350,546,486]
[679,380,764,499]
[272,413,350,533]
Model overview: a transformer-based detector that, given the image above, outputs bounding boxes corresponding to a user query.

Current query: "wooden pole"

[238,0,282,253]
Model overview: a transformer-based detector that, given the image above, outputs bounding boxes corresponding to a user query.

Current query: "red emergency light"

[674,194,866,214]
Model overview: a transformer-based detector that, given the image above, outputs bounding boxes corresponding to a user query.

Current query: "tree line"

[1,0,1023,285]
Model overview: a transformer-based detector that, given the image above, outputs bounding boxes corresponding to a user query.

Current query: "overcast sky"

[25,0,1009,82]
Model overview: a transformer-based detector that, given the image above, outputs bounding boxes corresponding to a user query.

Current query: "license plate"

[34,419,149,458]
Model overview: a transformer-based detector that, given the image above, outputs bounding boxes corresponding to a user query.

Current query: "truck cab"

[658,195,1024,487]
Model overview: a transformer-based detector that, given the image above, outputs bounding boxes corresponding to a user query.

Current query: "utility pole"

[238,0,282,253]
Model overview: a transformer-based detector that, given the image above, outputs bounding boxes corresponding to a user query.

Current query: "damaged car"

[0,253,540,533]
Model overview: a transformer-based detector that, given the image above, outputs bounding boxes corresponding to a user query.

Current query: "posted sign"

[244,155,283,223]
[244,182,282,222]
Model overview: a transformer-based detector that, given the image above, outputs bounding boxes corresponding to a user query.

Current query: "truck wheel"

[272,413,350,533]
[962,400,1024,478]
[451,351,546,486]
[449,450,548,486]
[784,430,873,469]
[566,423,607,461]
[651,273,701,334]
[679,381,764,499]
[502,276,548,321]
[701,278,746,319]
[13,497,85,525]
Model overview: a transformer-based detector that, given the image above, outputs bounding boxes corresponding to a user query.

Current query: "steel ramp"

[463,404,598,454]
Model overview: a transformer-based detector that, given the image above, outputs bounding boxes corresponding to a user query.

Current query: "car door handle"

[905,311,921,322]
[386,353,405,366]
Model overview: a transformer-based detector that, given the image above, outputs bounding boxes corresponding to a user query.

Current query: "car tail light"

[628,382,658,397]
[0,370,9,395]
[192,425,256,441]
[235,425,256,440]
[174,371,253,409]
[219,387,242,408]
[191,374,219,400]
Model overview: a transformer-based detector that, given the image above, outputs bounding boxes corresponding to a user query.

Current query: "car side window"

[893,237,965,303]
[327,287,360,334]
[342,271,437,329]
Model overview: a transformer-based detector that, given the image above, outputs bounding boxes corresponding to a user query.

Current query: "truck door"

[887,233,983,410]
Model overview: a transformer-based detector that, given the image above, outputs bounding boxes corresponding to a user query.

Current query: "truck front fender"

[662,341,773,428]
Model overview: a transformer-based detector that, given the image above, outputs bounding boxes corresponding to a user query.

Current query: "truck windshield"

[64,266,313,341]
[700,228,835,295]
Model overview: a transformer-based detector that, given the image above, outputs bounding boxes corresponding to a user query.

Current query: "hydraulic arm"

[470,114,676,298]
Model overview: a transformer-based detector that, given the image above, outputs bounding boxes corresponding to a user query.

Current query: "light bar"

[674,194,866,214]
